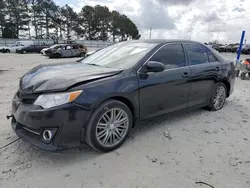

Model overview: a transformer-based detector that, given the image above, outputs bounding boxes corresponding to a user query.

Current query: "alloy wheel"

[96,108,129,147]
[213,85,226,110]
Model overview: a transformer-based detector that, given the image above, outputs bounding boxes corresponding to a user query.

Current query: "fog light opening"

[43,130,52,141]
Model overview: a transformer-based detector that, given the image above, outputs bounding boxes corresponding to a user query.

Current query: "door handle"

[182,72,189,78]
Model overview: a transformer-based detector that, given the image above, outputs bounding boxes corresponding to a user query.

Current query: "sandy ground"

[0,52,250,188]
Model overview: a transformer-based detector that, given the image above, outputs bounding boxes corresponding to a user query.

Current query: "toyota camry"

[11,40,235,152]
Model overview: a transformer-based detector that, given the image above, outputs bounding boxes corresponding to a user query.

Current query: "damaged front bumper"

[11,93,91,151]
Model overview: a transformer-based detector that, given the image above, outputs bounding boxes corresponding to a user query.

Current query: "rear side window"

[149,44,186,69]
[184,44,209,65]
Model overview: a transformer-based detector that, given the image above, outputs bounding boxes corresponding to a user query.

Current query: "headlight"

[34,90,82,109]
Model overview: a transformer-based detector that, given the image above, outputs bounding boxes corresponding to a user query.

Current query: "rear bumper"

[11,95,91,151]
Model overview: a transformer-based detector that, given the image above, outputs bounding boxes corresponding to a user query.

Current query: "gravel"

[0,53,250,188]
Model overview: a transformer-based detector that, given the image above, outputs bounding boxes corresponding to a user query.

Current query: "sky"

[56,0,250,44]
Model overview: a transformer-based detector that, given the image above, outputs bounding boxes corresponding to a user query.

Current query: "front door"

[138,43,191,119]
[183,43,222,107]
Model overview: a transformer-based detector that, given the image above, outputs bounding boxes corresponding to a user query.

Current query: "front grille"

[16,90,38,104]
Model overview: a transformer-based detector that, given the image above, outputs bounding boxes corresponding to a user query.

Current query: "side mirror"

[146,61,165,72]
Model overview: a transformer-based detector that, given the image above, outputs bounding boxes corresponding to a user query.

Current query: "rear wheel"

[207,82,227,111]
[80,52,85,57]
[5,49,10,53]
[85,100,132,152]
[22,50,27,54]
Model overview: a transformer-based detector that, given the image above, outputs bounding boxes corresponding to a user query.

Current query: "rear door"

[26,45,34,52]
[72,45,80,57]
[34,45,41,52]
[63,45,73,57]
[183,43,222,107]
[138,43,191,119]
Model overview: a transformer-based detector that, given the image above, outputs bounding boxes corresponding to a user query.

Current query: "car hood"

[20,62,122,93]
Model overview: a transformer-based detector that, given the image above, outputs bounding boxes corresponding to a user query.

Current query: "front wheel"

[85,100,132,152]
[207,82,227,111]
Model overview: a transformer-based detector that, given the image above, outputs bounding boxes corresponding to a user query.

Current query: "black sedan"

[11,40,236,152]
[16,44,49,54]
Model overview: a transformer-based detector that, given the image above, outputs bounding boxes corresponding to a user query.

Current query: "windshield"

[80,41,158,69]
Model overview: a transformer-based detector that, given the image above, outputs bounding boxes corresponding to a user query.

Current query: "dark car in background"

[48,44,87,58]
[218,45,232,52]
[16,44,49,54]
[231,45,239,53]
[241,44,250,54]
[11,40,235,152]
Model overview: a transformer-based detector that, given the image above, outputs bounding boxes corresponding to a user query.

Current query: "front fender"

[73,70,140,118]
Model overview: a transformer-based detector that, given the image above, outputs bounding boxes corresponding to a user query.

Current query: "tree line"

[0,0,141,41]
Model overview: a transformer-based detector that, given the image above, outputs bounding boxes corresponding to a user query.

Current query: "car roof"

[126,39,204,45]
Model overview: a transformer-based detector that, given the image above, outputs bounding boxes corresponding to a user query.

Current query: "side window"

[149,44,186,69]
[73,45,79,49]
[184,44,209,65]
[208,52,218,62]
[66,45,72,50]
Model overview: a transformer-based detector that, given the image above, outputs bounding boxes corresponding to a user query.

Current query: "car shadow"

[129,107,208,139]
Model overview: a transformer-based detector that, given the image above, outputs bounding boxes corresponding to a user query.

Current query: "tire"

[236,70,240,77]
[85,100,132,152]
[80,52,85,57]
[240,72,246,80]
[56,54,61,58]
[5,49,10,53]
[22,50,27,54]
[207,82,227,111]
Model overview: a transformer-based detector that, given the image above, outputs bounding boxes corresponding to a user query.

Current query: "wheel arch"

[219,79,230,97]
[92,95,139,127]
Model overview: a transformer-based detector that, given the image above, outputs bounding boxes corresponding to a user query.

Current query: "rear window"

[184,44,209,65]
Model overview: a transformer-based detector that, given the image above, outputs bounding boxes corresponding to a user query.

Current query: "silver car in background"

[48,44,88,58]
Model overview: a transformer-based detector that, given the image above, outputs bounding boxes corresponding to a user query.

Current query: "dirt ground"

[0,53,250,188]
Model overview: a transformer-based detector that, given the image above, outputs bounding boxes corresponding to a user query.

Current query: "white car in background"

[0,41,33,53]
[0,43,26,53]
